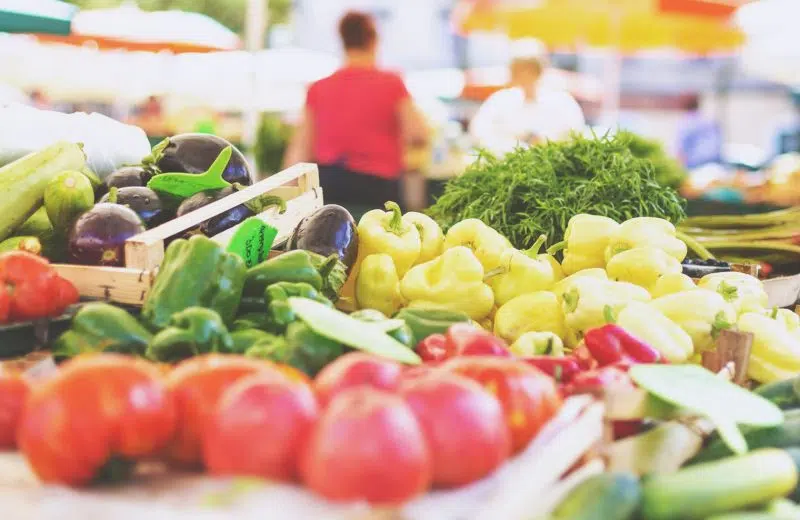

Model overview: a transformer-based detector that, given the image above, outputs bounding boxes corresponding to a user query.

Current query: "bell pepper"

[243,249,346,301]
[52,303,153,358]
[230,329,277,354]
[142,235,246,330]
[146,307,235,363]
[246,321,345,376]
[563,365,635,397]
[416,333,451,362]
[510,331,565,357]
[552,268,609,301]
[561,278,651,348]
[400,246,494,320]
[605,247,682,294]
[355,253,404,316]
[486,235,563,306]
[520,356,581,383]
[0,251,79,323]
[442,218,512,272]
[493,291,567,344]
[350,308,414,347]
[393,307,471,347]
[404,211,444,265]
[697,271,768,316]
[263,281,332,334]
[651,289,737,353]
[357,201,422,276]
[651,272,697,299]
[547,214,620,275]
[584,322,662,367]
[604,217,688,263]
[615,302,694,363]
[738,312,800,384]
[414,324,509,361]
[770,308,800,343]
[231,312,273,332]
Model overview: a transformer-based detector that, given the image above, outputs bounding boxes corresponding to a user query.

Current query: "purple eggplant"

[144,134,252,186]
[97,166,153,198]
[99,187,173,229]
[67,203,145,267]
[287,204,358,273]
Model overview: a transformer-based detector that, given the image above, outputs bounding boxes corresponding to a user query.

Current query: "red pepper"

[572,344,597,371]
[416,334,452,362]
[446,323,511,358]
[563,366,634,397]
[583,324,661,366]
[0,252,79,323]
[520,356,582,384]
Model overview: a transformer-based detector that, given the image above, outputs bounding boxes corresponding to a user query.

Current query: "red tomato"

[313,352,403,406]
[166,355,289,468]
[17,355,175,486]
[443,357,562,453]
[204,372,319,481]
[401,371,510,488]
[400,363,443,384]
[0,372,29,449]
[301,387,432,505]
[446,323,511,357]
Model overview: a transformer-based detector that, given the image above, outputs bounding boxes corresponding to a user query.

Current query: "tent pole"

[244,0,268,177]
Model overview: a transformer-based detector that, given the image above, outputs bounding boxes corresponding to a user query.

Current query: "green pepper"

[393,308,472,346]
[146,307,234,363]
[246,321,344,376]
[52,303,153,358]
[230,329,277,354]
[244,250,347,301]
[351,309,414,348]
[263,281,332,334]
[142,235,246,330]
[231,312,273,332]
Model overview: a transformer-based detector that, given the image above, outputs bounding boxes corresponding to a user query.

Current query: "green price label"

[148,146,232,199]
[226,217,278,267]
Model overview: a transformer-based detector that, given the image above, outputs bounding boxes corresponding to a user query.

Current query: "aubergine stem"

[141,137,170,169]
[244,194,287,215]
[675,231,714,260]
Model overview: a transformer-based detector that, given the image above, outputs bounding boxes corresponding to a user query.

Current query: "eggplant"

[288,204,358,273]
[144,134,252,186]
[176,186,254,238]
[99,187,173,229]
[97,166,153,198]
[67,203,145,267]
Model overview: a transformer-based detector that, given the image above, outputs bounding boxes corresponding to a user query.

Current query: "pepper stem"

[603,305,618,324]
[318,254,340,280]
[523,235,548,258]
[107,187,119,204]
[384,201,405,234]
[711,310,733,339]
[546,240,567,255]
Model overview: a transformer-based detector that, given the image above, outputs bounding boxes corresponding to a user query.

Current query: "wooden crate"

[53,163,323,306]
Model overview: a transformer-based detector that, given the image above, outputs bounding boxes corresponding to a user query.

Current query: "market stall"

[1,116,800,519]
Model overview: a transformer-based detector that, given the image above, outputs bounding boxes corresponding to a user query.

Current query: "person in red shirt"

[283,11,428,212]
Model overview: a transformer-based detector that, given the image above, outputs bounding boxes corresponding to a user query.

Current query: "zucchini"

[552,473,641,520]
[43,170,94,235]
[691,417,800,464]
[14,207,62,261]
[755,377,800,411]
[0,142,86,242]
[0,236,41,255]
[641,449,798,520]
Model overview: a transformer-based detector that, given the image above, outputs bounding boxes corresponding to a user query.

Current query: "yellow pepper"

[748,356,798,385]
[616,302,694,363]
[697,272,768,316]
[651,272,696,298]
[400,246,494,320]
[493,291,567,344]
[510,331,565,357]
[443,218,512,272]
[606,247,682,294]
[651,289,736,353]
[355,254,404,317]
[770,308,800,343]
[605,217,688,263]
[738,311,800,384]
[486,235,563,306]
[404,212,444,265]
[547,214,620,275]
[552,268,608,301]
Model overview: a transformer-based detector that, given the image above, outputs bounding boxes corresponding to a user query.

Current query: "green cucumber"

[552,473,641,520]
[755,377,800,410]
[691,416,800,464]
[15,207,62,261]
[641,449,798,520]
[79,167,102,193]
[0,142,86,242]
[44,170,94,235]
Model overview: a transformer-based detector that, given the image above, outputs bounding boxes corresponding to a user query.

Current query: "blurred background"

[1,0,798,214]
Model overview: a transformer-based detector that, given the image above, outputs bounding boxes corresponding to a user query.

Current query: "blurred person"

[469,40,585,155]
[130,95,169,137]
[675,96,723,170]
[28,90,50,110]
[282,11,428,212]
[774,89,800,156]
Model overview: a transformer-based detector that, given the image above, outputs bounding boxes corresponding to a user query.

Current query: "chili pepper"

[0,251,79,323]
[563,366,634,397]
[572,345,597,371]
[244,249,346,302]
[416,333,452,363]
[520,356,581,384]
[583,324,662,367]
[616,302,693,363]
[146,307,235,363]
[52,303,154,358]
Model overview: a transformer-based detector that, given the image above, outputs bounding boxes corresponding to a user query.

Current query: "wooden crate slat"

[53,265,154,306]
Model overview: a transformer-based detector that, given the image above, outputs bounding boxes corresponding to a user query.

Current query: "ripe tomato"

[0,372,29,449]
[443,357,562,453]
[17,355,175,486]
[401,371,510,488]
[166,355,290,468]
[313,352,403,406]
[301,387,432,505]
[204,372,319,481]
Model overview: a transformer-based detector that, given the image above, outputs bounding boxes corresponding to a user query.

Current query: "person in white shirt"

[469,44,586,155]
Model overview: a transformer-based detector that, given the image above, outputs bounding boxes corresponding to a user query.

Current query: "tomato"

[400,363,443,384]
[0,372,29,449]
[446,323,511,357]
[166,354,289,468]
[17,355,175,486]
[301,387,432,504]
[443,356,562,453]
[313,352,403,406]
[204,372,319,481]
[401,371,510,488]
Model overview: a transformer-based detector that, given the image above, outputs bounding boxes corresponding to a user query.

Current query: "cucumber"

[14,207,62,261]
[691,417,800,464]
[641,449,798,520]
[755,377,800,410]
[0,142,86,242]
[79,166,102,193]
[44,170,94,236]
[552,473,641,520]
[0,236,41,255]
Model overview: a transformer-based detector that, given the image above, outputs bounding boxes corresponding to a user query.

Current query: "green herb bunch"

[619,130,688,189]
[426,132,687,249]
